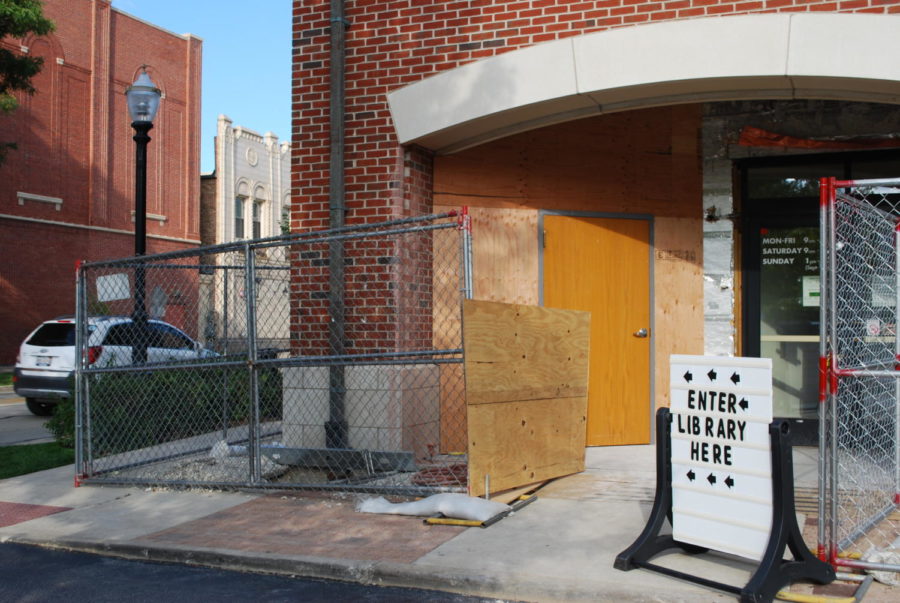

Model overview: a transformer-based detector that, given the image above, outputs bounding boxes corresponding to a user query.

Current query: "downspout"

[325,0,348,449]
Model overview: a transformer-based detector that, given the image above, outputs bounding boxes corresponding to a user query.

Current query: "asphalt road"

[0,388,55,446]
[0,542,501,603]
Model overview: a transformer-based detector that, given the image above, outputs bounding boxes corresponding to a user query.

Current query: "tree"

[0,0,54,164]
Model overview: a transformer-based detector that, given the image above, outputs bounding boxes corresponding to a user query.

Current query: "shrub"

[45,397,75,448]
[52,365,283,456]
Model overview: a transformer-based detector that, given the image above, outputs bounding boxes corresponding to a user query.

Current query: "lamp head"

[125,68,161,124]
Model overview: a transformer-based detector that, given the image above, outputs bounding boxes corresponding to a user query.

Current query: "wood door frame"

[538,210,656,444]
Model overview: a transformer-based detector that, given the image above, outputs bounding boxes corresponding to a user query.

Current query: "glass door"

[740,151,900,443]
[758,223,820,420]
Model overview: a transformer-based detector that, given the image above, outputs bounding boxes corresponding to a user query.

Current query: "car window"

[151,324,193,350]
[27,323,75,346]
[103,323,137,346]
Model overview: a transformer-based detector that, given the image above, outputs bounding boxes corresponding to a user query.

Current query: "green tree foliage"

[0,0,54,163]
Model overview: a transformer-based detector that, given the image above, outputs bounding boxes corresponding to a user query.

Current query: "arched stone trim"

[235,178,250,197]
[253,183,268,201]
[387,13,900,154]
[21,31,64,64]
[129,64,167,101]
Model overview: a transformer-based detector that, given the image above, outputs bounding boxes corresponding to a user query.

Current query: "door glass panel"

[759,225,819,419]
[746,162,842,199]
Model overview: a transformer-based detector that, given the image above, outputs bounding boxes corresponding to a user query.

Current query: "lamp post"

[125,68,161,364]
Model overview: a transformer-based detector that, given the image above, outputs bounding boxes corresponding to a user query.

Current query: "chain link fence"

[74,210,472,495]
[820,177,900,573]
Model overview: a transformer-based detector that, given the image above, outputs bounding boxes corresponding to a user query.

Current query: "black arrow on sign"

[739,398,749,411]
[707,369,717,381]
[687,470,696,482]
[683,371,693,383]
[707,473,717,486]
[725,476,735,489]
[730,372,741,385]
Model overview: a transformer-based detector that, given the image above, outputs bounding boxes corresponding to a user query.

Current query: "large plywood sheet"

[468,397,586,497]
[464,299,589,496]
[653,217,705,409]
[434,105,701,218]
[463,299,590,406]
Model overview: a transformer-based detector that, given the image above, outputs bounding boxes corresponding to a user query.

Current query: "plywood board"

[470,207,539,305]
[438,363,467,453]
[434,205,539,306]
[653,217,705,410]
[464,299,589,497]
[468,397,586,497]
[463,299,590,406]
[434,105,702,218]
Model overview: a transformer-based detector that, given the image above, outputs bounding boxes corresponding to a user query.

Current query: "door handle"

[633,328,649,338]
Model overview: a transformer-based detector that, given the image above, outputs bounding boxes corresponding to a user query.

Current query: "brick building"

[292,2,900,447]
[0,0,201,363]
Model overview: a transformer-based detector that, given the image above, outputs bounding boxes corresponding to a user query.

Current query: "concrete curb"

[6,536,724,602]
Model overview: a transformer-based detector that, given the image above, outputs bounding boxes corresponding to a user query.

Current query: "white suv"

[14,316,217,416]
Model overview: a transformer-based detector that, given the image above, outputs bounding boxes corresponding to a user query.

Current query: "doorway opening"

[541,212,653,446]
[739,150,900,444]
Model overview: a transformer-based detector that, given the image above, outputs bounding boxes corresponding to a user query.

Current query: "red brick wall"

[290,0,900,355]
[0,0,202,363]
[291,0,900,231]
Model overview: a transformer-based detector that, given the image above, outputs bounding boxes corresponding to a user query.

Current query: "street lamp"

[125,67,161,364]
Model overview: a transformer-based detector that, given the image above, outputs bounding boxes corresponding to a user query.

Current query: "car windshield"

[26,323,75,347]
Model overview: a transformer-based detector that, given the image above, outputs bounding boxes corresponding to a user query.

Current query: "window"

[234,196,246,239]
[27,323,75,346]
[740,150,900,433]
[252,200,262,239]
[151,324,193,350]
[103,324,138,347]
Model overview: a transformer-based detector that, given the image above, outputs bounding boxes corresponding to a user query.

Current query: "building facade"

[0,0,202,363]
[209,115,291,245]
[198,115,291,352]
[291,1,900,446]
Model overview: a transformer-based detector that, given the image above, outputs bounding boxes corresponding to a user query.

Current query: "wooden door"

[543,215,652,446]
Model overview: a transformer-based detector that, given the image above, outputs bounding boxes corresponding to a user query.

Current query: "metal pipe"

[826,177,840,564]
[131,121,152,365]
[895,214,900,510]
[81,349,465,376]
[460,206,474,299]
[326,0,349,449]
[79,214,460,270]
[818,176,830,561]
[74,262,86,483]
[244,242,262,483]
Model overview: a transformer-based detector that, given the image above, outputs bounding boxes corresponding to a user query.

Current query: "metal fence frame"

[820,177,900,573]
[74,210,473,496]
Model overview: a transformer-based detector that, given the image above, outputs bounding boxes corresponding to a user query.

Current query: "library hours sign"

[669,355,774,560]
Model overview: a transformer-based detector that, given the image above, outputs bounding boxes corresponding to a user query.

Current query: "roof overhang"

[387,14,900,154]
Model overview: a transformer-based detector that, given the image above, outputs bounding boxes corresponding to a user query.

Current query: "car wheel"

[25,398,55,417]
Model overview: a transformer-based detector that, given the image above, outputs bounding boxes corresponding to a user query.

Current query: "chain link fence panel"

[821,178,900,573]
[75,211,472,495]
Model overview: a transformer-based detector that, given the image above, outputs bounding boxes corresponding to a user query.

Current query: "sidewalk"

[0,446,894,602]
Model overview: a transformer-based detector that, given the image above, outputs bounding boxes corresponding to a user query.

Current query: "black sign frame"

[614,408,834,602]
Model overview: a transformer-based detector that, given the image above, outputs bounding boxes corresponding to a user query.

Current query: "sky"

[111,0,292,174]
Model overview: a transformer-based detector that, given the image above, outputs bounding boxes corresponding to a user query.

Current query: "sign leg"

[740,420,835,602]
[615,409,707,571]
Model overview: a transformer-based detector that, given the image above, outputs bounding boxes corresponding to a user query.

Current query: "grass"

[0,442,74,480]
[0,372,11,387]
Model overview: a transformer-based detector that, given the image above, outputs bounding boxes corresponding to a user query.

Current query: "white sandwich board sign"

[669,354,774,561]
